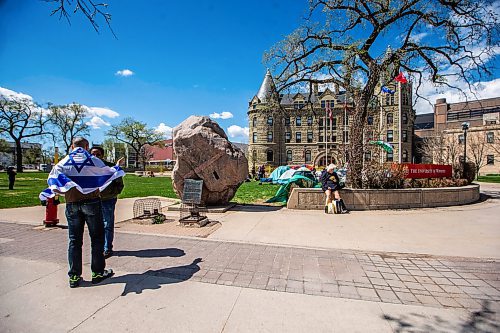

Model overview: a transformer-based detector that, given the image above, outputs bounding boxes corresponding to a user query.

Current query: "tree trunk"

[15,140,23,172]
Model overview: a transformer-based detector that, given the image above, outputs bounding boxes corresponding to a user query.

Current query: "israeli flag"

[39,147,125,201]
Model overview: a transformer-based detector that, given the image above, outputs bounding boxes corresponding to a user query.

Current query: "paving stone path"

[1,222,499,311]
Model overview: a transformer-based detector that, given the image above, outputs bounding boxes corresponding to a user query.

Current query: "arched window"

[387,113,393,125]
[286,150,292,162]
[403,150,409,162]
[305,150,311,163]
[267,150,274,162]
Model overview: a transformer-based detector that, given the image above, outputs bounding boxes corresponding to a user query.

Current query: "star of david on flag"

[64,149,95,173]
[39,147,125,201]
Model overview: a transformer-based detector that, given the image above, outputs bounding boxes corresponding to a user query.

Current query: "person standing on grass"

[90,146,124,258]
[40,137,124,288]
[7,166,16,190]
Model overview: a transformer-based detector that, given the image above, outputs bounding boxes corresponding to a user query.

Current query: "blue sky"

[0,0,308,144]
[1,0,499,147]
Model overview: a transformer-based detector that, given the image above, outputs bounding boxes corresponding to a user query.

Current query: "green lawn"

[477,174,500,183]
[0,172,280,209]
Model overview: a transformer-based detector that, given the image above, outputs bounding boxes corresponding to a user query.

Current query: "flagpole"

[398,81,402,163]
[325,104,328,166]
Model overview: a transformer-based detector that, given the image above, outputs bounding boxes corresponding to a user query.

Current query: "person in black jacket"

[7,166,17,190]
[90,146,124,258]
[320,164,348,213]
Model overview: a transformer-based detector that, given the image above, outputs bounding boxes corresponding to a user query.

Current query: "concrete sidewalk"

[1,223,498,333]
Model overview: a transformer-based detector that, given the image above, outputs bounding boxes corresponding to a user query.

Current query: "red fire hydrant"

[42,196,60,227]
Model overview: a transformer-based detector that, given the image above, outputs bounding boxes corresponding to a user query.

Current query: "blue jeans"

[101,197,117,252]
[66,199,105,277]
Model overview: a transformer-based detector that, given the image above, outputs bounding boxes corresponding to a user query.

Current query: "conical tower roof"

[255,69,277,103]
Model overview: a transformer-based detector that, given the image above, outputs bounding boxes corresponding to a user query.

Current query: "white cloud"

[227,125,249,141]
[410,32,428,43]
[0,87,33,101]
[86,116,110,129]
[84,106,120,118]
[414,77,500,114]
[154,123,173,138]
[209,111,234,119]
[115,69,134,77]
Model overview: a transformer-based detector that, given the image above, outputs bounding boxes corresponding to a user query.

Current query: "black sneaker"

[103,250,113,259]
[69,275,81,288]
[91,269,114,284]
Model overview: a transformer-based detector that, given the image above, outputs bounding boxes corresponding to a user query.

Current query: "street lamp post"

[461,122,469,177]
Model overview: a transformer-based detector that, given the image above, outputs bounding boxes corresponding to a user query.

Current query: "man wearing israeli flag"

[41,137,125,288]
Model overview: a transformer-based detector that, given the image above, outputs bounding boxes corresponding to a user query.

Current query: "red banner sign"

[403,164,452,179]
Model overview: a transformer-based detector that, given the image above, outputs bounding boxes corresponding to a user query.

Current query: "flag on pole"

[381,86,395,94]
[394,72,408,84]
[39,147,125,201]
[326,101,333,121]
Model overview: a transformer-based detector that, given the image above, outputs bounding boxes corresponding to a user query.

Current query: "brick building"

[247,70,414,170]
[414,97,500,175]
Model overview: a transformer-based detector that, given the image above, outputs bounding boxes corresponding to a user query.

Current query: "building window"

[252,132,257,143]
[364,151,371,161]
[343,116,349,126]
[267,131,273,142]
[286,150,292,162]
[252,103,257,110]
[296,132,302,143]
[285,116,290,126]
[487,155,494,165]
[343,131,349,143]
[387,113,393,125]
[402,130,408,142]
[385,95,390,106]
[321,100,334,108]
[387,151,393,162]
[307,132,313,143]
[367,116,373,125]
[319,135,324,142]
[403,150,409,162]
[305,150,311,163]
[366,130,373,141]
[319,118,324,128]
[402,113,408,124]
[458,134,464,144]
[285,132,291,143]
[390,95,394,105]
[294,101,305,109]
[487,132,494,143]
[331,118,337,130]
[331,135,337,142]
[387,130,393,142]
[296,116,302,126]
[307,115,313,126]
[252,150,256,162]
[267,150,274,162]
[267,116,273,126]
[252,117,257,127]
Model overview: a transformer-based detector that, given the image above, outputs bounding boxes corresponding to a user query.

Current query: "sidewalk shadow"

[102,258,203,296]
[113,248,185,258]
[382,300,498,332]
[230,204,283,212]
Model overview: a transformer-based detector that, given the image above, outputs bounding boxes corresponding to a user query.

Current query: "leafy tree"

[106,117,164,170]
[265,0,498,187]
[49,104,90,154]
[0,98,51,172]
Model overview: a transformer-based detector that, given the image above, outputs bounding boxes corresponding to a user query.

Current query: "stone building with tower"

[247,69,414,170]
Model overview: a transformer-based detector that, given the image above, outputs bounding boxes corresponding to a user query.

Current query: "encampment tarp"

[277,167,315,184]
[268,166,291,183]
[266,174,320,203]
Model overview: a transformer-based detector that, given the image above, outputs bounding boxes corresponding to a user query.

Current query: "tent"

[268,166,291,183]
[277,167,315,184]
[266,174,319,203]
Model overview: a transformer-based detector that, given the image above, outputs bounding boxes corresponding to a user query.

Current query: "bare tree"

[0,99,51,172]
[49,104,90,155]
[467,131,488,179]
[44,0,115,36]
[265,0,498,187]
[106,117,164,170]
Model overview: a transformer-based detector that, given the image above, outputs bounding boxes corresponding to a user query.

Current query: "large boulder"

[172,116,248,205]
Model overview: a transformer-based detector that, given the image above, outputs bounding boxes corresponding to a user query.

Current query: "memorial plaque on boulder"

[172,116,248,205]
[182,179,203,204]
